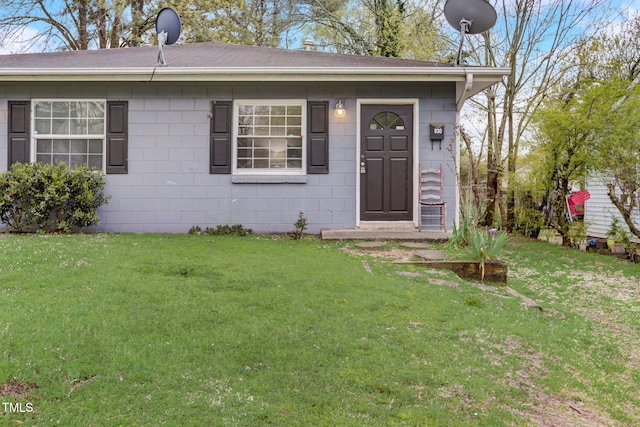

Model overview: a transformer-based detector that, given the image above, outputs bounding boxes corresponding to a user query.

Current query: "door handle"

[360,161,366,174]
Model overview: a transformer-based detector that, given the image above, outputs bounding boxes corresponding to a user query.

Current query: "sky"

[2,0,640,55]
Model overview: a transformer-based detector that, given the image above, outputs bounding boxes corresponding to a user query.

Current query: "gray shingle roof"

[1,42,450,69]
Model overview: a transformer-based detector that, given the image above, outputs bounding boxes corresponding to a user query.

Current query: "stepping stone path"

[355,241,386,250]
[400,242,431,249]
[414,250,448,260]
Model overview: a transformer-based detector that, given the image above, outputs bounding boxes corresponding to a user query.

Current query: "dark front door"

[360,105,413,221]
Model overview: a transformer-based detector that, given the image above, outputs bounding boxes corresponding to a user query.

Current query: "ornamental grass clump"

[469,228,509,281]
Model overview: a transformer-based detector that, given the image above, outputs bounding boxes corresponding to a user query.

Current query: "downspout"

[454,71,474,229]
[456,72,474,111]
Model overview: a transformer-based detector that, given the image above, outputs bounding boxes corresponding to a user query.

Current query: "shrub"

[291,211,308,240]
[203,224,253,236]
[0,162,110,233]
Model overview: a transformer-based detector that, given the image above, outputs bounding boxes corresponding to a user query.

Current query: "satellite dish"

[155,7,182,66]
[443,0,497,65]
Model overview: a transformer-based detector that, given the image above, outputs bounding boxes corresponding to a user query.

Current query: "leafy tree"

[299,0,443,59]
[530,84,597,244]
[0,0,300,51]
[459,0,612,229]
[590,79,640,240]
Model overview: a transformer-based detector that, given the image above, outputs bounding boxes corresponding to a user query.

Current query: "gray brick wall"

[0,81,457,234]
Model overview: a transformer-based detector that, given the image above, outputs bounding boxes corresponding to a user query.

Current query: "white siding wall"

[585,176,640,243]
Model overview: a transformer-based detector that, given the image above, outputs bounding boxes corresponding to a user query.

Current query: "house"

[585,176,640,243]
[0,42,508,234]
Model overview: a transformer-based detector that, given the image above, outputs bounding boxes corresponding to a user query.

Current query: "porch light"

[334,100,346,118]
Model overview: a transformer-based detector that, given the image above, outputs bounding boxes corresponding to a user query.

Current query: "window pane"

[254,149,269,158]
[271,126,285,136]
[287,116,301,126]
[238,115,253,126]
[89,140,103,154]
[287,127,301,136]
[287,148,302,158]
[271,159,285,168]
[53,140,69,154]
[287,139,302,148]
[53,154,69,164]
[71,140,87,153]
[287,106,301,115]
[52,102,69,118]
[88,155,102,169]
[70,155,87,168]
[238,138,252,148]
[271,106,286,115]
[88,119,104,134]
[37,139,52,153]
[52,119,69,134]
[37,154,52,164]
[237,159,252,169]
[287,159,302,169]
[70,118,86,135]
[35,102,51,118]
[87,101,105,118]
[238,105,254,115]
[255,106,270,115]
[70,102,87,118]
[254,159,269,168]
[35,119,51,134]
[237,149,252,158]
[271,116,285,126]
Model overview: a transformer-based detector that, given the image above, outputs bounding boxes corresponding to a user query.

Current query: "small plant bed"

[394,259,509,284]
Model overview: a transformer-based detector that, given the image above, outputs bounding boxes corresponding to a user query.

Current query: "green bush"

[0,162,110,233]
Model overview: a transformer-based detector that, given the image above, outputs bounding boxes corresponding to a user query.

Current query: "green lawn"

[0,233,638,426]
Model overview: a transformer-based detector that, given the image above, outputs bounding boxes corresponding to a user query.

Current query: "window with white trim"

[32,100,106,170]
[234,100,306,173]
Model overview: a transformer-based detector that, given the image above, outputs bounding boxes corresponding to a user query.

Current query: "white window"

[32,100,106,170]
[234,100,306,174]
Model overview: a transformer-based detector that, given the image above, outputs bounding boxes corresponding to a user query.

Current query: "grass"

[0,233,639,426]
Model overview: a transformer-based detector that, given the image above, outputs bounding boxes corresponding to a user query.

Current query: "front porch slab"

[321,228,451,241]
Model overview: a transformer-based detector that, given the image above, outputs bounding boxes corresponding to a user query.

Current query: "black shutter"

[307,101,329,174]
[8,101,30,169]
[106,101,128,174]
[210,101,232,174]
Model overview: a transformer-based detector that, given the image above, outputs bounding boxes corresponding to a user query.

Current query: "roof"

[0,42,508,104]
[2,41,449,69]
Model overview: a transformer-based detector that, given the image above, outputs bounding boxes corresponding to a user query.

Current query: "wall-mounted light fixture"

[334,100,346,118]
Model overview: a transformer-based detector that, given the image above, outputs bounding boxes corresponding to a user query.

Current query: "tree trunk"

[607,184,640,240]
[78,0,88,50]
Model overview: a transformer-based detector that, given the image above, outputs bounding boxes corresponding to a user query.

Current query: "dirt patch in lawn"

[0,378,39,400]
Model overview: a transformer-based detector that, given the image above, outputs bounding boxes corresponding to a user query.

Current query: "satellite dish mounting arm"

[456,18,473,66]
[157,30,168,66]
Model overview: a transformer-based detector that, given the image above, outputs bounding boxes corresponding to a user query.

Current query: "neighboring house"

[585,176,640,243]
[0,42,508,234]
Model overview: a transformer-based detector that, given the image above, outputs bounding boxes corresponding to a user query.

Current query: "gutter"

[0,66,510,87]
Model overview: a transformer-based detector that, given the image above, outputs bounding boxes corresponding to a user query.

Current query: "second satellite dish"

[155,7,182,66]
[443,0,497,65]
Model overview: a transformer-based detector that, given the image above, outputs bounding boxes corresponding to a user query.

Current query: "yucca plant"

[469,228,509,280]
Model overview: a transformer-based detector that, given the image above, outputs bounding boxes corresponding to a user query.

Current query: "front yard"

[0,233,638,426]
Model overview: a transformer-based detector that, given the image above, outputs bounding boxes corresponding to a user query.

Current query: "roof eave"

[0,66,510,83]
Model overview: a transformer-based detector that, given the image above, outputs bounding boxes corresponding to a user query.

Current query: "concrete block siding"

[0,81,457,234]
